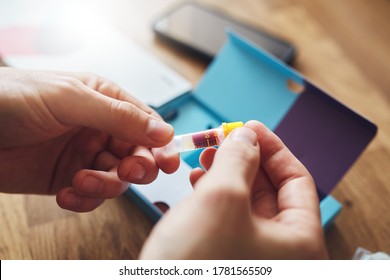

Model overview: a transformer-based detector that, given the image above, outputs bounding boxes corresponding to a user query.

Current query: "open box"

[126,32,377,229]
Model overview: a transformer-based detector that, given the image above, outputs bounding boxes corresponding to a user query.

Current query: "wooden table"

[1,0,389,259]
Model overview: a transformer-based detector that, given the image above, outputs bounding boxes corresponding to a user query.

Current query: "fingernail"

[80,176,103,195]
[147,118,173,142]
[127,163,146,180]
[229,127,257,146]
[64,192,81,207]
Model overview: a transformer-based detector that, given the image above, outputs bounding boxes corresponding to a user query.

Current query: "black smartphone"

[153,2,296,64]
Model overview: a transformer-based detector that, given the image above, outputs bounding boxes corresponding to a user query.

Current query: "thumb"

[49,84,174,147]
[198,127,260,196]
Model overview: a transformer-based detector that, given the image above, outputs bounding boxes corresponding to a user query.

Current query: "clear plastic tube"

[163,121,243,154]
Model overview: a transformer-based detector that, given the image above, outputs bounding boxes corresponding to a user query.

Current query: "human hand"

[140,121,328,259]
[0,68,179,212]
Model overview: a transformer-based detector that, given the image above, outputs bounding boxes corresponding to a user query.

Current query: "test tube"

[163,121,244,154]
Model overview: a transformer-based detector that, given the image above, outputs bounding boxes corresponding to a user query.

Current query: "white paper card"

[131,160,194,207]
[0,1,191,107]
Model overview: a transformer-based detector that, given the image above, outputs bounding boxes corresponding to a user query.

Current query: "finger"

[43,77,174,147]
[117,146,159,184]
[59,72,154,114]
[152,147,180,174]
[72,169,128,199]
[197,127,259,195]
[245,120,310,188]
[189,167,206,187]
[93,150,120,171]
[251,167,279,218]
[108,137,135,158]
[245,120,319,214]
[56,187,104,212]
[199,147,217,171]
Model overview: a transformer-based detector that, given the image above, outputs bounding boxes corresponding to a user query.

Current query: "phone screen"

[154,4,295,62]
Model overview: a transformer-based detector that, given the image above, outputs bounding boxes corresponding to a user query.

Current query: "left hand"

[0,68,180,212]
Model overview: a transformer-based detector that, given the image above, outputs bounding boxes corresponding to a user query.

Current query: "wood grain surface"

[0,0,389,259]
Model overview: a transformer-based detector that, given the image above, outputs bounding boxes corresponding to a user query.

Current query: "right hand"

[140,120,328,259]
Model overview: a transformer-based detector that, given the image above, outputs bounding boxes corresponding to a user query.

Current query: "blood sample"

[163,121,244,154]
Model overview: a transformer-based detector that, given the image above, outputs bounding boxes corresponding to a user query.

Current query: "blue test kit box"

[126,32,377,229]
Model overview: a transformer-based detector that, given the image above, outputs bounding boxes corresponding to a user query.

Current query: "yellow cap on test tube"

[222,122,244,137]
